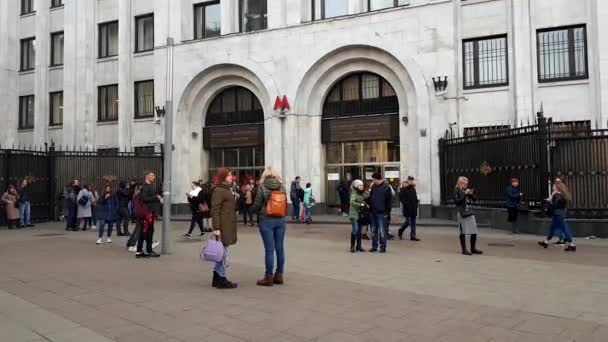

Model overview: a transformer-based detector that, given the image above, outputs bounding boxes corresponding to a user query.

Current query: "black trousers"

[127,221,142,247]
[188,213,204,235]
[507,207,519,222]
[117,207,130,234]
[243,205,253,224]
[137,221,154,253]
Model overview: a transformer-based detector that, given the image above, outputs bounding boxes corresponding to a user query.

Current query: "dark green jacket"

[253,177,286,217]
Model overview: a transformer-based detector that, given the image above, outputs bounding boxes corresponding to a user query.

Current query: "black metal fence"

[439,116,608,218]
[0,144,163,224]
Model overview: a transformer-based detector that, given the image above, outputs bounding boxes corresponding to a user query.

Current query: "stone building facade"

[1,0,608,212]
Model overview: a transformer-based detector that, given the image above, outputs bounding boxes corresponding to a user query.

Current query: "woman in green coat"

[210,168,238,289]
[348,180,366,253]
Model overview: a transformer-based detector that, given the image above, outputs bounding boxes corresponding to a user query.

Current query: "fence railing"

[439,116,608,219]
[0,144,163,224]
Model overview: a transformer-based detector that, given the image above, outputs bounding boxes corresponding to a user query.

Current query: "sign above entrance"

[321,114,399,143]
[327,173,340,181]
[203,124,264,149]
[273,95,290,112]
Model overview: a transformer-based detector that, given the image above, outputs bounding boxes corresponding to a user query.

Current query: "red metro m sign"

[273,95,291,112]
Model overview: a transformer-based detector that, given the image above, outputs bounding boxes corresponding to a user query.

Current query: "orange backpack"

[265,191,287,217]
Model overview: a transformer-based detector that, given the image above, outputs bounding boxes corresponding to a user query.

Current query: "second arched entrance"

[203,86,265,183]
[322,72,401,212]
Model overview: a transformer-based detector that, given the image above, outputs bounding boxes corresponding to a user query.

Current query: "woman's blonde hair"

[259,166,282,184]
[455,176,469,190]
[556,182,572,202]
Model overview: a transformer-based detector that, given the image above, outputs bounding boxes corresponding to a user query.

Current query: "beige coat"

[2,191,20,220]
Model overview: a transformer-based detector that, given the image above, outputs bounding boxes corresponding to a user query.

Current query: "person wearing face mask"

[2,185,20,229]
[210,168,238,289]
[348,180,366,253]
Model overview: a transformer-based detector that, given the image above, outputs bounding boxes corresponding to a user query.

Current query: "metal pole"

[161,37,174,255]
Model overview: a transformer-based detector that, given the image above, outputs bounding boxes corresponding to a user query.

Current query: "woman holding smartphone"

[454,176,483,256]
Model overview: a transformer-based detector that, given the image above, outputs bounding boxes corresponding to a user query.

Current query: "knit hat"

[352,179,364,190]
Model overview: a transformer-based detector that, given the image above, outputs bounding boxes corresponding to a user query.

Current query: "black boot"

[216,277,238,289]
[212,271,220,288]
[350,234,356,253]
[398,221,408,240]
[471,234,483,254]
[356,233,365,252]
[460,234,471,255]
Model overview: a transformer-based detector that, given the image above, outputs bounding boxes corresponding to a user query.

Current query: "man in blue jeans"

[369,173,393,253]
[18,179,34,228]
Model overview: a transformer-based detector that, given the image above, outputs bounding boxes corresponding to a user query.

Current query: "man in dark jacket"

[398,176,420,241]
[116,180,132,236]
[369,173,393,253]
[504,178,523,234]
[136,172,162,258]
[18,179,34,228]
[337,181,350,217]
[290,177,302,221]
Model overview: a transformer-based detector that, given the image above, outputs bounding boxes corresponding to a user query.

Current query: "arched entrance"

[322,72,401,211]
[204,86,265,183]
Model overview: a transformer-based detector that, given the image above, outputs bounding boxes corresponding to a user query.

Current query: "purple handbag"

[201,237,225,263]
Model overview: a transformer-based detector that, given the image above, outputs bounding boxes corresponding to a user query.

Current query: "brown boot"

[273,273,284,285]
[256,274,274,287]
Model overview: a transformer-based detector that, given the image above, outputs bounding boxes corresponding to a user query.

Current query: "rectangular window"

[19,95,35,130]
[51,0,64,8]
[21,0,34,14]
[97,148,119,156]
[135,14,154,53]
[368,0,409,11]
[239,0,267,33]
[134,146,155,155]
[463,34,508,89]
[194,1,221,39]
[20,37,36,71]
[537,25,588,82]
[49,91,63,126]
[98,84,119,122]
[134,80,154,119]
[322,0,348,19]
[50,31,64,66]
[99,21,119,58]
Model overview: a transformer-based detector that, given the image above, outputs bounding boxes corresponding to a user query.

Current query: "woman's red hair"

[215,168,232,184]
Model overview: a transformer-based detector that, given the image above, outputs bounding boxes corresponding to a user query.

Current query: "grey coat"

[77,189,95,218]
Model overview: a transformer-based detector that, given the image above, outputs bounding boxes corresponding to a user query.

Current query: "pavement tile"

[42,326,115,342]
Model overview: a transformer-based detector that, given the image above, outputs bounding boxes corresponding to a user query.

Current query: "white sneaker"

[152,241,160,249]
[96,238,102,245]
[91,225,97,230]
[106,238,112,243]
[128,246,137,252]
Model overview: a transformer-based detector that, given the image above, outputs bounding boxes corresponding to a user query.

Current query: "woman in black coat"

[398,177,420,241]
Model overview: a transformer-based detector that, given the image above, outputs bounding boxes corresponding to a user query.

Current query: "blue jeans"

[259,217,286,275]
[19,202,31,226]
[350,218,361,235]
[371,213,387,250]
[65,206,77,230]
[406,216,417,239]
[214,247,228,277]
[292,197,300,219]
[98,220,114,238]
[304,206,312,223]
[547,215,573,242]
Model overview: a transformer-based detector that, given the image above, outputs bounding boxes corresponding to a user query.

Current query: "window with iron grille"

[98,85,119,122]
[20,37,36,71]
[51,0,64,8]
[98,21,118,58]
[322,72,399,118]
[134,80,154,119]
[134,146,155,155]
[239,0,267,33]
[463,125,510,137]
[135,14,154,53]
[463,35,508,89]
[50,31,64,66]
[194,1,221,39]
[368,0,409,11]
[19,95,35,130]
[49,91,63,126]
[537,25,588,82]
[97,148,119,156]
[21,0,34,14]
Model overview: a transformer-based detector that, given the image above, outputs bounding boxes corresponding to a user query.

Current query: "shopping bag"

[200,237,225,263]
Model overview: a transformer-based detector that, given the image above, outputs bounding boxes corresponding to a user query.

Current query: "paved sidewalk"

[0,223,607,341]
